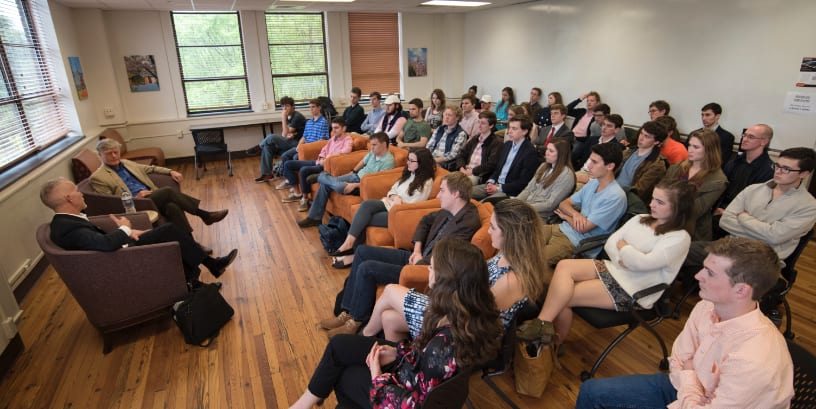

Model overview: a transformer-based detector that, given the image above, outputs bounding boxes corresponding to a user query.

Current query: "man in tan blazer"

[91,138,227,233]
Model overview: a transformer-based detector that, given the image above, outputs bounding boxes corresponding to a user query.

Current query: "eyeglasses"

[773,163,804,174]
[407,159,419,163]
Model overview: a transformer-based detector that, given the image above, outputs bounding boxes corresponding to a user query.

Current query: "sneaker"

[297,218,321,228]
[298,198,309,212]
[327,319,362,337]
[320,311,352,330]
[516,318,555,343]
[282,193,302,203]
[245,146,262,156]
[275,181,291,190]
[254,175,272,183]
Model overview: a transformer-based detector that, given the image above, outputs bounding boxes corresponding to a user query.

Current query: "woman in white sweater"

[517,179,693,345]
[328,148,436,261]
[515,138,576,220]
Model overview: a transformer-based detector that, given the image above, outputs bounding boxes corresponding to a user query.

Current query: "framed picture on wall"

[68,56,88,100]
[408,48,427,77]
[124,55,160,92]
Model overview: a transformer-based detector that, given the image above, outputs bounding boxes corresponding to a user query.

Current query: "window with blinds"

[265,13,328,105]
[0,0,70,172]
[171,12,250,115]
[348,13,400,98]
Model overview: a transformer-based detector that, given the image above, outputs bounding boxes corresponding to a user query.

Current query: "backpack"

[318,216,349,254]
[316,96,337,120]
[172,283,234,346]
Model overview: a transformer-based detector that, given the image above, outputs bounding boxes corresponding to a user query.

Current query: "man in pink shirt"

[577,236,794,409]
[458,94,480,138]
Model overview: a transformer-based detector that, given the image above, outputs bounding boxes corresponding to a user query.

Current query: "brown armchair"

[71,149,102,182]
[77,173,180,218]
[394,200,496,293]
[351,167,450,248]
[36,212,188,353]
[100,129,165,166]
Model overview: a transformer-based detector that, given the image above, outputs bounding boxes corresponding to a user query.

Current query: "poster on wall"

[68,56,88,100]
[124,55,160,92]
[796,57,816,87]
[408,48,427,77]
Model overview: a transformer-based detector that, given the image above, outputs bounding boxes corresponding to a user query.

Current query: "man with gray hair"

[90,138,227,233]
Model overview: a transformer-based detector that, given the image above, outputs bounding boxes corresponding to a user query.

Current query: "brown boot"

[319,311,352,330]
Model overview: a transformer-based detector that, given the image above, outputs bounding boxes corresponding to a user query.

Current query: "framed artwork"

[68,56,88,100]
[124,55,160,92]
[408,48,427,77]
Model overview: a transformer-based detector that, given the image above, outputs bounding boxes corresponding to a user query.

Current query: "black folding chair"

[760,229,814,339]
[192,128,233,180]
[788,339,816,409]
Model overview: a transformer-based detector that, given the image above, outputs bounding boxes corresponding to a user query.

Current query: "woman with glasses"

[664,129,727,240]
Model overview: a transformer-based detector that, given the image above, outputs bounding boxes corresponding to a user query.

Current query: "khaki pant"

[542,224,576,278]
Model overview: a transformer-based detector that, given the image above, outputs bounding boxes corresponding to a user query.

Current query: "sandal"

[332,257,352,269]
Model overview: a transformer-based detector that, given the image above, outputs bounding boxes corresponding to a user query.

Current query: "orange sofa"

[389,200,496,293]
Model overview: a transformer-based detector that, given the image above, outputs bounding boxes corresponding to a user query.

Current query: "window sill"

[0,134,84,191]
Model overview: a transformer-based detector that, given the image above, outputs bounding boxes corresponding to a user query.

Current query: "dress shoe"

[319,311,353,330]
[327,319,361,337]
[202,209,229,225]
[188,280,223,291]
[245,146,262,156]
[328,247,354,257]
[206,249,238,278]
[297,218,321,228]
[254,175,273,183]
[331,258,352,269]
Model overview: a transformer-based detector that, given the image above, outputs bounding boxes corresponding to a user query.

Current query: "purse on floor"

[172,283,234,346]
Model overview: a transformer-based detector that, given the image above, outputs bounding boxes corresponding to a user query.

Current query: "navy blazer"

[50,214,131,252]
[488,139,542,197]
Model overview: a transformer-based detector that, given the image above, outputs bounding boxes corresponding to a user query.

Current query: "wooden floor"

[1,156,815,409]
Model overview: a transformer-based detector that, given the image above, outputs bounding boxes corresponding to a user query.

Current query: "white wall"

[401,13,466,101]
[464,0,816,149]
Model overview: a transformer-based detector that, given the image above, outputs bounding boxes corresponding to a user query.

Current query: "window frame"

[265,12,329,107]
[347,12,401,100]
[170,11,252,117]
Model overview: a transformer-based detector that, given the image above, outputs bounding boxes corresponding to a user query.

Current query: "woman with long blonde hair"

[515,138,575,219]
[362,199,548,341]
[663,129,727,240]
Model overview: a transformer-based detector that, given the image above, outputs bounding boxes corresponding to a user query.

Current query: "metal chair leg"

[194,153,200,180]
[482,373,521,409]
[581,324,638,380]
[227,151,233,176]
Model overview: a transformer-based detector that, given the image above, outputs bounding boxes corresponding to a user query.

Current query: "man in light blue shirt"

[360,92,386,134]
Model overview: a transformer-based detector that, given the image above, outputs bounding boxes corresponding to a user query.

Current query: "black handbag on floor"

[172,283,234,346]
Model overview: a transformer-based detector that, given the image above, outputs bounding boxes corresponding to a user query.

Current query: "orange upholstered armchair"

[296,133,370,161]
[393,200,496,293]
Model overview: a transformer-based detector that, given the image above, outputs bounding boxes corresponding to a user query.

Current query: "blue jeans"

[280,146,299,171]
[576,373,677,409]
[341,245,411,321]
[283,160,319,192]
[306,172,361,221]
[259,134,298,176]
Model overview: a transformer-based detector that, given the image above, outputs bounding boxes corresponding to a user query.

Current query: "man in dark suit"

[688,102,735,166]
[473,115,542,201]
[40,178,237,287]
[320,171,482,337]
[535,103,575,158]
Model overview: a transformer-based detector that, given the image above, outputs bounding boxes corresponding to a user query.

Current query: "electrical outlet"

[103,107,114,117]
[262,102,271,110]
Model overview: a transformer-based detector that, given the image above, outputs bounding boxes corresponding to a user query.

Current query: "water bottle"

[121,190,136,214]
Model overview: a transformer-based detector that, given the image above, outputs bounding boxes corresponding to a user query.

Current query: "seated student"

[359,92,385,135]
[494,87,515,131]
[714,123,775,217]
[515,139,576,220]
[648,99,670,120]
[518,103,540,140]
[247,95,306,182]
[426,105,468,170]
[328,148,436,265]
[467,84,481,110]
[362,199,547,342]
[275,99,331,190]
[533,103,574,156]
[424,89,446,130]
[575,113,623,170]
[91,139,228,234]
[377,95,407,145]
[518,179,693,348]
[544,143,626,270]
[534,91,563,128]
[281,117,353,211]
[41,178,238,288]
[319,172,480,336]
[587,103,610,137]
[612,120,669,206]
[342,87,365,134]
[472,116,541,201]
[458,94,480,137]
[685,147,816,270]
[453,111,504,185]
[528,87,544,119]
[288,238,502,409]
[296,132,395,228]
[576,237,794,409]
[689,102,736,166]
[566,91,602,156]
[479,94,493,113]
[654,115,688,165]
[396,98,431,150]
[664,129,727,241]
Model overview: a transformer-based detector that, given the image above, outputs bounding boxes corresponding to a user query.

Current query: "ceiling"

[51,0,533,13]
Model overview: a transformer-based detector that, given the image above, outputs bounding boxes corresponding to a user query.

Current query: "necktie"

[545,127,555,146]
